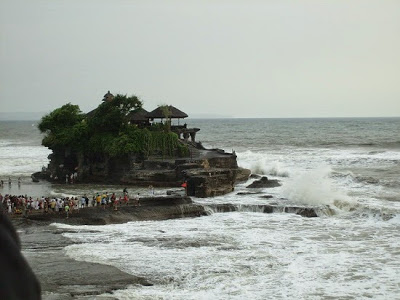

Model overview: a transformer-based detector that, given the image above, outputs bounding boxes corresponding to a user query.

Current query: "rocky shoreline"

[16,195,206,226]
[17,223,150,300]
[12,192,328,299]
[13,195,206,299]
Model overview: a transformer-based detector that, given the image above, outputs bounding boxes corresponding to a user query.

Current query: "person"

[7,198,12,214]
[0,211,41,299]
[8,177,11,185]
[123,193,129,206]
[101,194,106,209]
[65,203,70,219]
[96,193,101,207]
[44,199,49,213]
[18,177,21,186]
[148,185,154,196]
[181,181,187,195]
[80,196,86,208]
[134,193,140,206]
[22,200,28,217]
[50,199,56,212]
[113,196,119,211]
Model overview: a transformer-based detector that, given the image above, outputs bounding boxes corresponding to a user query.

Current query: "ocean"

[1,118,400,299]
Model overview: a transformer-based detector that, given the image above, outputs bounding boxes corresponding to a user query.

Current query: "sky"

[1,0,399,118]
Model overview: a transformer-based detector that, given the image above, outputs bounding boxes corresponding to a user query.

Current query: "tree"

[38,103,86,150]
[87,94,142,135]
[159,104,172,132]
[38,94,187,159]
[38,103,83,134]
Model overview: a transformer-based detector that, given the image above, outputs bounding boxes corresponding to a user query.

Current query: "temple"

[35,91,250,198]
[90,91,200,142]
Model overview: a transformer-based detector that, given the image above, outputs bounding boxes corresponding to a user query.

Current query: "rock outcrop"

[23,196,206,226]
[36,144,251,198]
[246,176,281,189]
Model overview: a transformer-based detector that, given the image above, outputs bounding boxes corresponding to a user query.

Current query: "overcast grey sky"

[1,0,399,118]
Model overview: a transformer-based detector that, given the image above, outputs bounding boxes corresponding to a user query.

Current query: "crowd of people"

[0,190,140,218]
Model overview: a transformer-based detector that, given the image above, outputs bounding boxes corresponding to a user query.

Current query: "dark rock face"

[246,176,281,189]
[259,195,273,199]
[236,191,263,196]
[38,146,251,198]
[185,168,236,198]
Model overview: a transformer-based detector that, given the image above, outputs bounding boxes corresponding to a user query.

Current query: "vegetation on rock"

[38,94,188,159]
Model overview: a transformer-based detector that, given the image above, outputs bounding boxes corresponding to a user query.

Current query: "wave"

[0,145,50,177]
[237,150,290,177]
[332,171,381,185]
[281,165,356,211]
[202,203,336,217]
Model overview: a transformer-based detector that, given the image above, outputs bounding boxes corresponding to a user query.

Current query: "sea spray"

[281,165,354,210]
[237,150,289,177]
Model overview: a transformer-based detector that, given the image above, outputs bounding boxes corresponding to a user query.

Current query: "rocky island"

[33,91,250,197]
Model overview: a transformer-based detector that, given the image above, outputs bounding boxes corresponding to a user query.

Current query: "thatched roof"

[128,108,149,122]
[146,105,188,119]
[85,108,97,118]
[103,90,114,102]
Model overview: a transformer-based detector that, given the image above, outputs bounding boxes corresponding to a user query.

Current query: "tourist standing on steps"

[123,193,129,205]
[96,193,101,207]
[65,203,70,218]
[134,193,140,206]
[7,198,12,214]
[149,185,154,196]
[113,196,119,211]
[101,195,106,209]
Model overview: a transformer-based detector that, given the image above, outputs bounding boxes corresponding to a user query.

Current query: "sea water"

[1,118,400,299]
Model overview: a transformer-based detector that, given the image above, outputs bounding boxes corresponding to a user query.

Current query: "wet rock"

[236,191,263,196]
[21,196,206,225]
[250,174,261,179]
[39,145,251,198]
[235,168,251,182]
[259,195,273,199]
[17,226,151,300]
[246,176,281,188]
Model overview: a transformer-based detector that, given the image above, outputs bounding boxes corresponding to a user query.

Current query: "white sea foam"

[0,145,50,176]
[237,150,290,177]
[281,165,355,210]
[56,209,400,300]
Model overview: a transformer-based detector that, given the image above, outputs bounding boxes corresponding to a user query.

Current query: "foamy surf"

[281,165,356,210]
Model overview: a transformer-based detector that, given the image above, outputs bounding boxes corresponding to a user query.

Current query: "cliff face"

[37,146,251,198]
